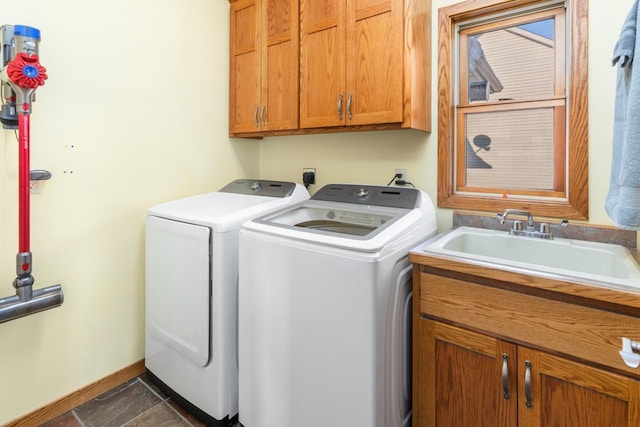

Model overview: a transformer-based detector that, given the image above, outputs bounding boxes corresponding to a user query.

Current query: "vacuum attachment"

[0,284,63,323]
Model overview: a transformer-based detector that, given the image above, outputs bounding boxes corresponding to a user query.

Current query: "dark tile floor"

[41,373,240,427]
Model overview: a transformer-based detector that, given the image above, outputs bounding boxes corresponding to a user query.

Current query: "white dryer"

[145,179,309,426]
[238,184,437,427]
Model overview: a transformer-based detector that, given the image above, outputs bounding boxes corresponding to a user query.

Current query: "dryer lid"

[219,179,299,198]
[147,180,309,231]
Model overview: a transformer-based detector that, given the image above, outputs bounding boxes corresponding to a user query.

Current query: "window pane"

[463,108,556,191]
[467,18,556,103]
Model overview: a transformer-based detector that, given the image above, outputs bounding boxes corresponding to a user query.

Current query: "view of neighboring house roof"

[468,36,504,94]
[467,23,554,101]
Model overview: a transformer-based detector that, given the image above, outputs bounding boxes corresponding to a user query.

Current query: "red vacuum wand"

[19,113,31,253]
[7,51,49,255]
[0,25,62,322]
[8,38,48,299]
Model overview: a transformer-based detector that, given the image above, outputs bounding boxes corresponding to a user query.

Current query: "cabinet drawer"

[418,272,640,377]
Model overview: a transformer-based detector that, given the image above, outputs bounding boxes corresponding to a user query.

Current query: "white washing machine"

[238,184,437,427]
[145,179,309,426]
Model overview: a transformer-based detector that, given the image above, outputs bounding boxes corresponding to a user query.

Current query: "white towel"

[606,0,640,229]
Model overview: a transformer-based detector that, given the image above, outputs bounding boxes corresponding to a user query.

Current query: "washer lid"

[247,201,435,252]
[257,200,409,240]
[246,184,438,252]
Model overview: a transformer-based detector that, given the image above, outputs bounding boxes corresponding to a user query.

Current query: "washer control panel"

[219,179,297,198]
[311,184,420,209]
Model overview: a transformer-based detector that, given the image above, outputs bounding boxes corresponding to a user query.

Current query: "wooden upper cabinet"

[230,0,429,137]
[300,0,429,131]
[229,0,299,136]
[299,0,346,128]
[230,0,260,135]
[263,0,299,132]
[345,0,403,126]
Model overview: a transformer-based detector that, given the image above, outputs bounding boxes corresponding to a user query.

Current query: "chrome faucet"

[499,209,535,230]
[497,209,567,239]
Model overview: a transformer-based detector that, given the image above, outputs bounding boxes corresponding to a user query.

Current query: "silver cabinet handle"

[253,106,260,127]
[524,360,533,408]
[502,354,510,400]
[347,93,353,120]
[260,105,266,127]
[337,94,344,120]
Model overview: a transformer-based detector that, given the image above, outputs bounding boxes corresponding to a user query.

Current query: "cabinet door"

[345,0,403,125]
[230,0,262,134]
[416,320,517,427]
[518,347,640,427]
[300,0,404,129]
[262,0,299,131]
[300,0,346,128]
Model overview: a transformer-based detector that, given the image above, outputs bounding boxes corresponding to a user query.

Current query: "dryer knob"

[356,187,369,199]
[250,182,262,192]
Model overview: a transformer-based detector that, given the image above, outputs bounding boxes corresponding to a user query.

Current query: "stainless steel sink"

[419,226,640,288]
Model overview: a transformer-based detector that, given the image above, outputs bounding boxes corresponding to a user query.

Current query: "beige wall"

[0,0,630,423]
[0,1,258,423]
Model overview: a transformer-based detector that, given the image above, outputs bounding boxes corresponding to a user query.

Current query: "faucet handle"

[547,219,569,232]
[512,220,523,232]
[539,220,568,239]
[497,212,506,224]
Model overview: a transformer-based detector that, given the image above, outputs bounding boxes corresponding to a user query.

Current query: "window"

[437,0,588,219]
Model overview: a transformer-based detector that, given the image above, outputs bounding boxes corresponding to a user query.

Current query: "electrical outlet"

[394,168,407,181]
[302,168,316,186]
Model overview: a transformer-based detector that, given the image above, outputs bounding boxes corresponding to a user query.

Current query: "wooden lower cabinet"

[408,256,640,427]
[421,321,516,426]
[415,318,640,427]
[519,346,640,427]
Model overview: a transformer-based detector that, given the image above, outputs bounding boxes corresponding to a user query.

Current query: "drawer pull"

[337,94,344,120]
[524,360,533,408]
[501,353,510,400]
